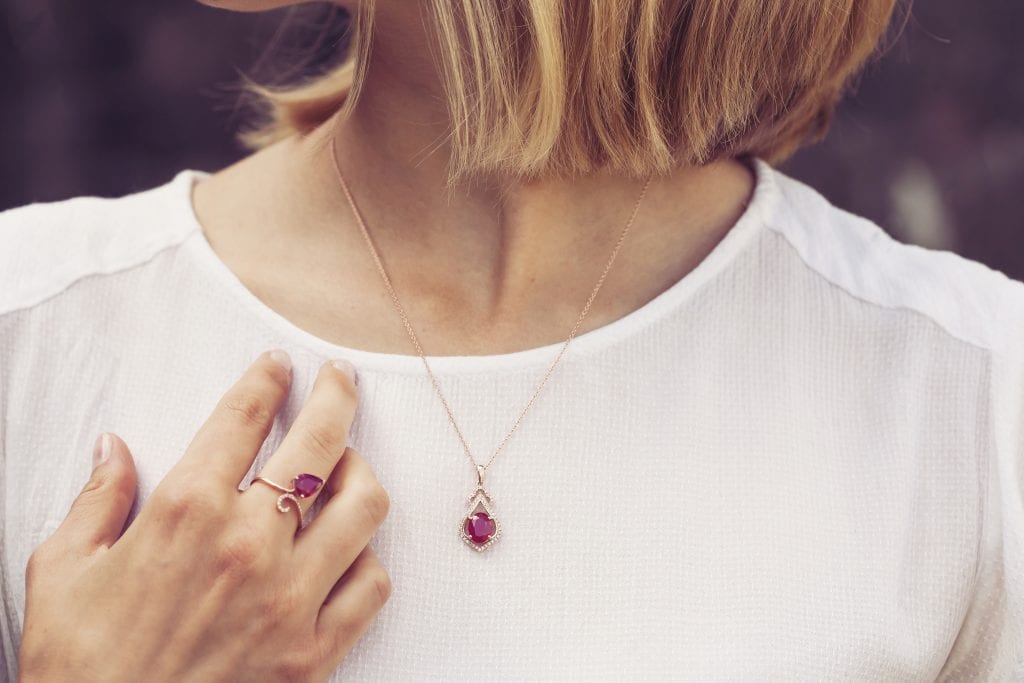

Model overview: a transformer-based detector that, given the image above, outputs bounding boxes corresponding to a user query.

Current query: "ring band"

[250,473,325,530]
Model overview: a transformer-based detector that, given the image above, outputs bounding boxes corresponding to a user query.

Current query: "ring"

[250,473,325,530]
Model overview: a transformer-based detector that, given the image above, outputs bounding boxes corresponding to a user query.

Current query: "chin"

[196,0,319,11]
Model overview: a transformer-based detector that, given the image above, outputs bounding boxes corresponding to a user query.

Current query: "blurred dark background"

[1,1,1022,280]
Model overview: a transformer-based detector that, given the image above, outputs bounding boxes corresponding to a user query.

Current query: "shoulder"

[0,171,205,318]
[756,160,1024,357]
[758,161,1024,490]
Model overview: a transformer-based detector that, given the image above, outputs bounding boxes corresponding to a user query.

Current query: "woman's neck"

[191,6,756,356]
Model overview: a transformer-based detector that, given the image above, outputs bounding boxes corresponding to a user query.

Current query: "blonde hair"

[242,0,901,186]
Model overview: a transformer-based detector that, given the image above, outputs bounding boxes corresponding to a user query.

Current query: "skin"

[191,0,756,357]
[19,352,389,681]
[20,1,755,680]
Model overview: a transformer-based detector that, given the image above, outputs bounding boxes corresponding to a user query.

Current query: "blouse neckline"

[174,157,780,375]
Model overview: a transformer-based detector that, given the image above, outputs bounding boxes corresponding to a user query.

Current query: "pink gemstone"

[464,511,496,544]
[293,473,324,498]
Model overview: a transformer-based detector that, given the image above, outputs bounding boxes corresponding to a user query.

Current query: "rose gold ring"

[250,473,325,530]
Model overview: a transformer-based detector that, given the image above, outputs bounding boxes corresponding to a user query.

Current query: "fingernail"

[92,433,111,470]
[331,358,357,383]
[268,349,292,372]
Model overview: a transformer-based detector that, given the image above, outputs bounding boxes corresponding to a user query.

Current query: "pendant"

[459,466,501,552]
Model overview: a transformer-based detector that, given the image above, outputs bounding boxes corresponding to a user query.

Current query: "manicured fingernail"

[268,349,292,372]
[92,433,111,470]
[331,358,357,383]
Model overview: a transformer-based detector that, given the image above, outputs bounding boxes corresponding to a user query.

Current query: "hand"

[17,350,391,683]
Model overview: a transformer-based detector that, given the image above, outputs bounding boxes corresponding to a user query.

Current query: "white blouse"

[1,159,1022,681]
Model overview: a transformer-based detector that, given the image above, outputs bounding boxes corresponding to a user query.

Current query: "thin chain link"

[329,141,651,476]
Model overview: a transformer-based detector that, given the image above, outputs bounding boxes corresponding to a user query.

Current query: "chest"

[3,351,978,680]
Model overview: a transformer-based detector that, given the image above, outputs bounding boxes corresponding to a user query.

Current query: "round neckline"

[175,157,780,375]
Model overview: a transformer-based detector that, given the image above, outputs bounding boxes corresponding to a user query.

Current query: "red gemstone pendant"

[464,511,496,544]
[460,486,501,552]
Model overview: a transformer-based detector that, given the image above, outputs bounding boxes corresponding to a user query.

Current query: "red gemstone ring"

[250,473,325,531]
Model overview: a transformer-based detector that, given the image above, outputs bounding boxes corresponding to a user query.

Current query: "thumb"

[55,432,139,556]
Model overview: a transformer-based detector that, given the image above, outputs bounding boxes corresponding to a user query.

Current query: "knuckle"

[275,646,319,683]
[221,391,275,432]
[70,466,124,515]
[153,481,226,527]
[248,591,285,635]
[212,533,269,579]
[81,486,136,549]
[78,471,108,499]
[357,482,391,529]
[255,574,304,626]
[278,575,307,613]
[367,563,393,608]
[297,421,347,466]
[261,358,292,393]
[25,545,53,583]
[66,475,110,519]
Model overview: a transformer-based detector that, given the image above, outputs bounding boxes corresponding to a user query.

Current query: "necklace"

[328,141,652,552]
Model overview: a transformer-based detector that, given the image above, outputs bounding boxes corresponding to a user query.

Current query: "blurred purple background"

[1,1,1022,280]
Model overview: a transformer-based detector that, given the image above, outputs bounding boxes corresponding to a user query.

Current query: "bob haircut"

[243,0,901,187]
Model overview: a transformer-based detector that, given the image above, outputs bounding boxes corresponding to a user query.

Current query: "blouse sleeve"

[937,278,1024,680]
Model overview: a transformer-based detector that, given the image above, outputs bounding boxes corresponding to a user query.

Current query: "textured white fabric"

[1,159,1022,681]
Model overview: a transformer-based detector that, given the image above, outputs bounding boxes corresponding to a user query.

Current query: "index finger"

[179,349,294,486]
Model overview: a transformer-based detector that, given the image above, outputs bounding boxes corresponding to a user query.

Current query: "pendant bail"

[476,464,486,487]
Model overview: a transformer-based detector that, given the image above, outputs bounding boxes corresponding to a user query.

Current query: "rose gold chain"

[328,141,651,476]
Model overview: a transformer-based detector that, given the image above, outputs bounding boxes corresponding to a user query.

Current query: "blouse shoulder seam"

[0,172,201,320]
[0,229,197,320]
[765,222,1004,354]
[763,168,1024,355]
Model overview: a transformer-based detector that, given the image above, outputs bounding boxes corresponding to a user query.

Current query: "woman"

[2,0,1022,680]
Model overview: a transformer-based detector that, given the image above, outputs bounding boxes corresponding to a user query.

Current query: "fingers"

[245,359,358,533]
[293,447,389,600]
[49,432,138,559]
[315,543,392,669]
[181,349,293,486]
